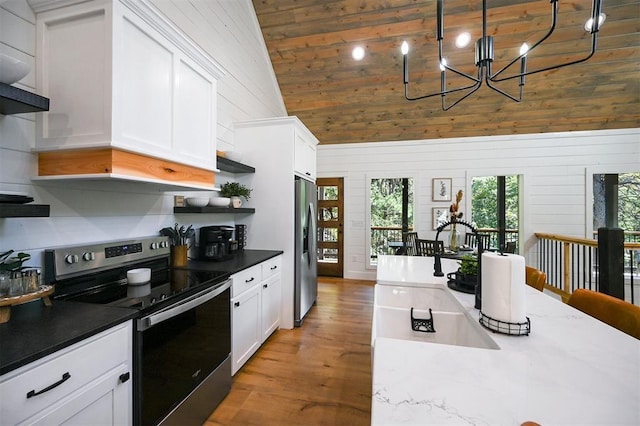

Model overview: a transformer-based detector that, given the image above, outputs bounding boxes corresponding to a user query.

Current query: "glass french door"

[317,178,344,277]
[470,175,520,252]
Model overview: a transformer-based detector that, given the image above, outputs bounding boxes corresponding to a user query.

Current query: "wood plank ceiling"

[252,0,640,144]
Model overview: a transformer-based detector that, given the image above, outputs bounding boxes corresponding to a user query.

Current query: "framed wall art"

[432,207,449,230]
[432,178,452,201]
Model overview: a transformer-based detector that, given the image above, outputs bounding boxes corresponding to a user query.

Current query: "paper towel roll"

[481,252,526,323]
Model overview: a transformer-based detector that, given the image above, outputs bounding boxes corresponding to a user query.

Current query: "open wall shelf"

[0,83,50,115]
[174,206,255,214]
[0,204,50,218]
[216,156,255,174]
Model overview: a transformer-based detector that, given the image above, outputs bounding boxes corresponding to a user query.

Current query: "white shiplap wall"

[317,129,640,281]
[0,0,286,266]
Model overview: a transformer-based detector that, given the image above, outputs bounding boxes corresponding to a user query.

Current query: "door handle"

[27,372,71,398]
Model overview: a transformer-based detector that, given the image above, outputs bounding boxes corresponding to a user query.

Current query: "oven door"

[135,280,231,426]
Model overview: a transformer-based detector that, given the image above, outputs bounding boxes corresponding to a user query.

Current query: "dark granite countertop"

[186,249,283,274]
[0,300,136,376]
[0,249,282,377]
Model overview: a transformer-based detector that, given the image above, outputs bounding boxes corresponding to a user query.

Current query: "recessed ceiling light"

[352,46,365,61]
[455,32,471,48]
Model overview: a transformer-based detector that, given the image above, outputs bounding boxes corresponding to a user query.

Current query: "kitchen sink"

[372,284,499,350]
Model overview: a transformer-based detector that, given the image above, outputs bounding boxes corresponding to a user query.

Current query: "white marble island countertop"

[373,255,640,425]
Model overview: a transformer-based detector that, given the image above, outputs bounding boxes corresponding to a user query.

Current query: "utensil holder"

[171,245,188,267]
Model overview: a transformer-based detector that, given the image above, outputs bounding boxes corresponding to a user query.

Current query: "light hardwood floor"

[205,277,375,425]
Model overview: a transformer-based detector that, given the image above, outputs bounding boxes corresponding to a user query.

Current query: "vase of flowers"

[448,189,464,252]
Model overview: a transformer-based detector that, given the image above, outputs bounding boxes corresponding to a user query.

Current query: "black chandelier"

[401,0,605,110]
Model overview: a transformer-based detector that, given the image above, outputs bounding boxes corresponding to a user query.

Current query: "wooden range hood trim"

[37,148,217,190]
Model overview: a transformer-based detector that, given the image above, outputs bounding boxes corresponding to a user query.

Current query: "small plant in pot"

[0,250,31,272]
[220,182,252,208]
[455,254,478,289]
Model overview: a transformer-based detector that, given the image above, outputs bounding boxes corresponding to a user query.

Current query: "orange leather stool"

[568,288,640,340]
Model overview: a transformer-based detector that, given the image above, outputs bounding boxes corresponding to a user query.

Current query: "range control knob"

[65,254,79,264]
[150,242,158,250]
[82,252,95,261]
[159,241,169,248]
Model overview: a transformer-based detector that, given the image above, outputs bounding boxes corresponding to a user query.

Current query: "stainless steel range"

[44,237,231,426]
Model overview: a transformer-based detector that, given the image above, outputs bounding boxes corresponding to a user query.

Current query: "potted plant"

[0,250,31,272]
[452,254,478,291]
[220,182,252,208]
[1,250,32,297]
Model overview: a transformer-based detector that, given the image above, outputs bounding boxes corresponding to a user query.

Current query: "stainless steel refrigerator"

[294,176,318,326]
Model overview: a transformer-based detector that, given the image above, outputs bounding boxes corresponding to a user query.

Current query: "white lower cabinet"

[231,284,261,375]
[231,255,282,375]
[260,257,282,343]
[0,321,133,425]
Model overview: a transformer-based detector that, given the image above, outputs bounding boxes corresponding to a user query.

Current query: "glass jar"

[23,269,40,293]
[8,271,23,297]
[449,224,462,252]
[0,271,10,297]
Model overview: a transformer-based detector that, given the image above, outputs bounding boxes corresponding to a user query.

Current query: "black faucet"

[434,220,483,309]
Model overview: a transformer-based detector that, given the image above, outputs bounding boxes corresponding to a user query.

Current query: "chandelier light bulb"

[439,58,448,72]
[519,43,529,56]
[352,46,365,61]
[401,41,409,55]
[584,13,606,31]
[455,32,471,48]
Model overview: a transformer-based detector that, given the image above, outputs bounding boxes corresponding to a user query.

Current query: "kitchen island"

[373,255,640,425]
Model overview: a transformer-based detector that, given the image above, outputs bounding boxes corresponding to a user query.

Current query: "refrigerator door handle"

[306,202,316,267]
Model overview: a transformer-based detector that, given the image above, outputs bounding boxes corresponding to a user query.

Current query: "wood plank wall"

[253,0,640,144]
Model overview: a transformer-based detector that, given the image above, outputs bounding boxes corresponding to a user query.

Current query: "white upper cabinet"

[294,130,317,181]
[33,0,224,172]
[235,116,318,183]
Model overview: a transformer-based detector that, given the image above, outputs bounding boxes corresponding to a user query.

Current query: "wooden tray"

[0,285,54,323]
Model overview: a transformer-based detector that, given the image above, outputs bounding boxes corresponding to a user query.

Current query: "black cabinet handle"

[234,301,240,307]
[27,372,71,398]
[270,266,277,270]
[119,372,130,383]
[263,284,268,288]
[245,277,254,283]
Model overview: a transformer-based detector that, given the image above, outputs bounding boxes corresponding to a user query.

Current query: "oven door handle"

[138,279,231,331]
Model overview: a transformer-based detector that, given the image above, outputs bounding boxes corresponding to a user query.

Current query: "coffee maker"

[198,226,235,261]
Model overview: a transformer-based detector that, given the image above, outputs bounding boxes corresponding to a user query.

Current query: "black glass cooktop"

[53,258,229,312]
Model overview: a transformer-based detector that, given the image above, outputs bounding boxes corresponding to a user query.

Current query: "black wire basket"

[479,311,530,336]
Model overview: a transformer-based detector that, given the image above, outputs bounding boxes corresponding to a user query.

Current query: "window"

[471,175,519,251]
[592,172,640,240]
[369,177,414,266]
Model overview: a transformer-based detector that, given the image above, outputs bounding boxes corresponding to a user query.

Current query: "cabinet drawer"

[231,264,262,297]
[0,322,131,425]
[262,256,282,280]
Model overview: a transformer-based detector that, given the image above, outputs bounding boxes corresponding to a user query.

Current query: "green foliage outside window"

[370,178,414,263]
[471,176,519,229]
